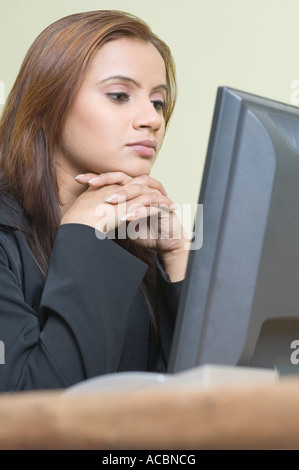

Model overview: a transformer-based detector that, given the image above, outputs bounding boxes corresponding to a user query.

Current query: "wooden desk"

[1,377,299,449]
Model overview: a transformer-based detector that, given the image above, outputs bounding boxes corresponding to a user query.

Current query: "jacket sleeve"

[145,257,184,373]
[156,258,184,365]
[0,224,148,391]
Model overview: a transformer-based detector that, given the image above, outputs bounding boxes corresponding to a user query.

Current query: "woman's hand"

[62,171,190,281]
[61,171,174,234]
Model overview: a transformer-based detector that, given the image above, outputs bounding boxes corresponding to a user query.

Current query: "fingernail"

[169,203,179,210]
[74,174,85,180]
[120,212,135,221]
[105,194,126,203]
[88,177,100,184]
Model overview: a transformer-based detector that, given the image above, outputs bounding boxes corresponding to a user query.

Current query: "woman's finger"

[74,173,168,199]
[75,171,133,187]
[74,173,99,184]
[105,183,175,207]
[106,190,178,216]
[125,174,168,196]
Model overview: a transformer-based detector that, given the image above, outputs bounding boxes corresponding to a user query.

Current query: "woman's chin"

[122,161,153,178]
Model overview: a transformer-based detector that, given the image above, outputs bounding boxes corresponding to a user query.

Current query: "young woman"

[0,10,189,391]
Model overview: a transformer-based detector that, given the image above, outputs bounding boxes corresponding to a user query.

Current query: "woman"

[0,10,189,391]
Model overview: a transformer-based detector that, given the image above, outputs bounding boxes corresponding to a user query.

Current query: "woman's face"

[56,37,167,178]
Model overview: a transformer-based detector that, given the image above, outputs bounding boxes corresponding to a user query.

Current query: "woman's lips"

[126,140,157,157]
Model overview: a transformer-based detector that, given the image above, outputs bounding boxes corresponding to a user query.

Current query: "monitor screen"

[168,86,299,374]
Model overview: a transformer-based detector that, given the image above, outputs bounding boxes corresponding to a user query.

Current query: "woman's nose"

[132,99,164,131]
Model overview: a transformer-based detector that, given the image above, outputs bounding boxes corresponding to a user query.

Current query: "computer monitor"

[168,86,299,374]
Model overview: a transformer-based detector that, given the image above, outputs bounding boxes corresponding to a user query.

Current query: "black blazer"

[0,196,183,391]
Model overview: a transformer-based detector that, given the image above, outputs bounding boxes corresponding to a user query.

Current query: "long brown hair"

[0,10,177,276]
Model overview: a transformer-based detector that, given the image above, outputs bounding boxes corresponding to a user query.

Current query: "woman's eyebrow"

[152,84,169,95]
[100,75,140,86]
[100,75,169,94]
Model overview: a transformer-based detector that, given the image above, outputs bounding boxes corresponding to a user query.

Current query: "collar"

[0,193,32,234]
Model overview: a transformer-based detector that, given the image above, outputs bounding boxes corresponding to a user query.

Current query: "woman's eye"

[151,100,166,112]
[106,92,129,103]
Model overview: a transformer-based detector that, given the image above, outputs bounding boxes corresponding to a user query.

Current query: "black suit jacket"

[0,195,183,391]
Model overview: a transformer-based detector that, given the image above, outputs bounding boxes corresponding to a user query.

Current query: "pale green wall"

[1,0,299,229]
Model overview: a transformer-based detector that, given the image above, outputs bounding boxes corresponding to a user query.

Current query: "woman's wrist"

[158,238,190,282]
